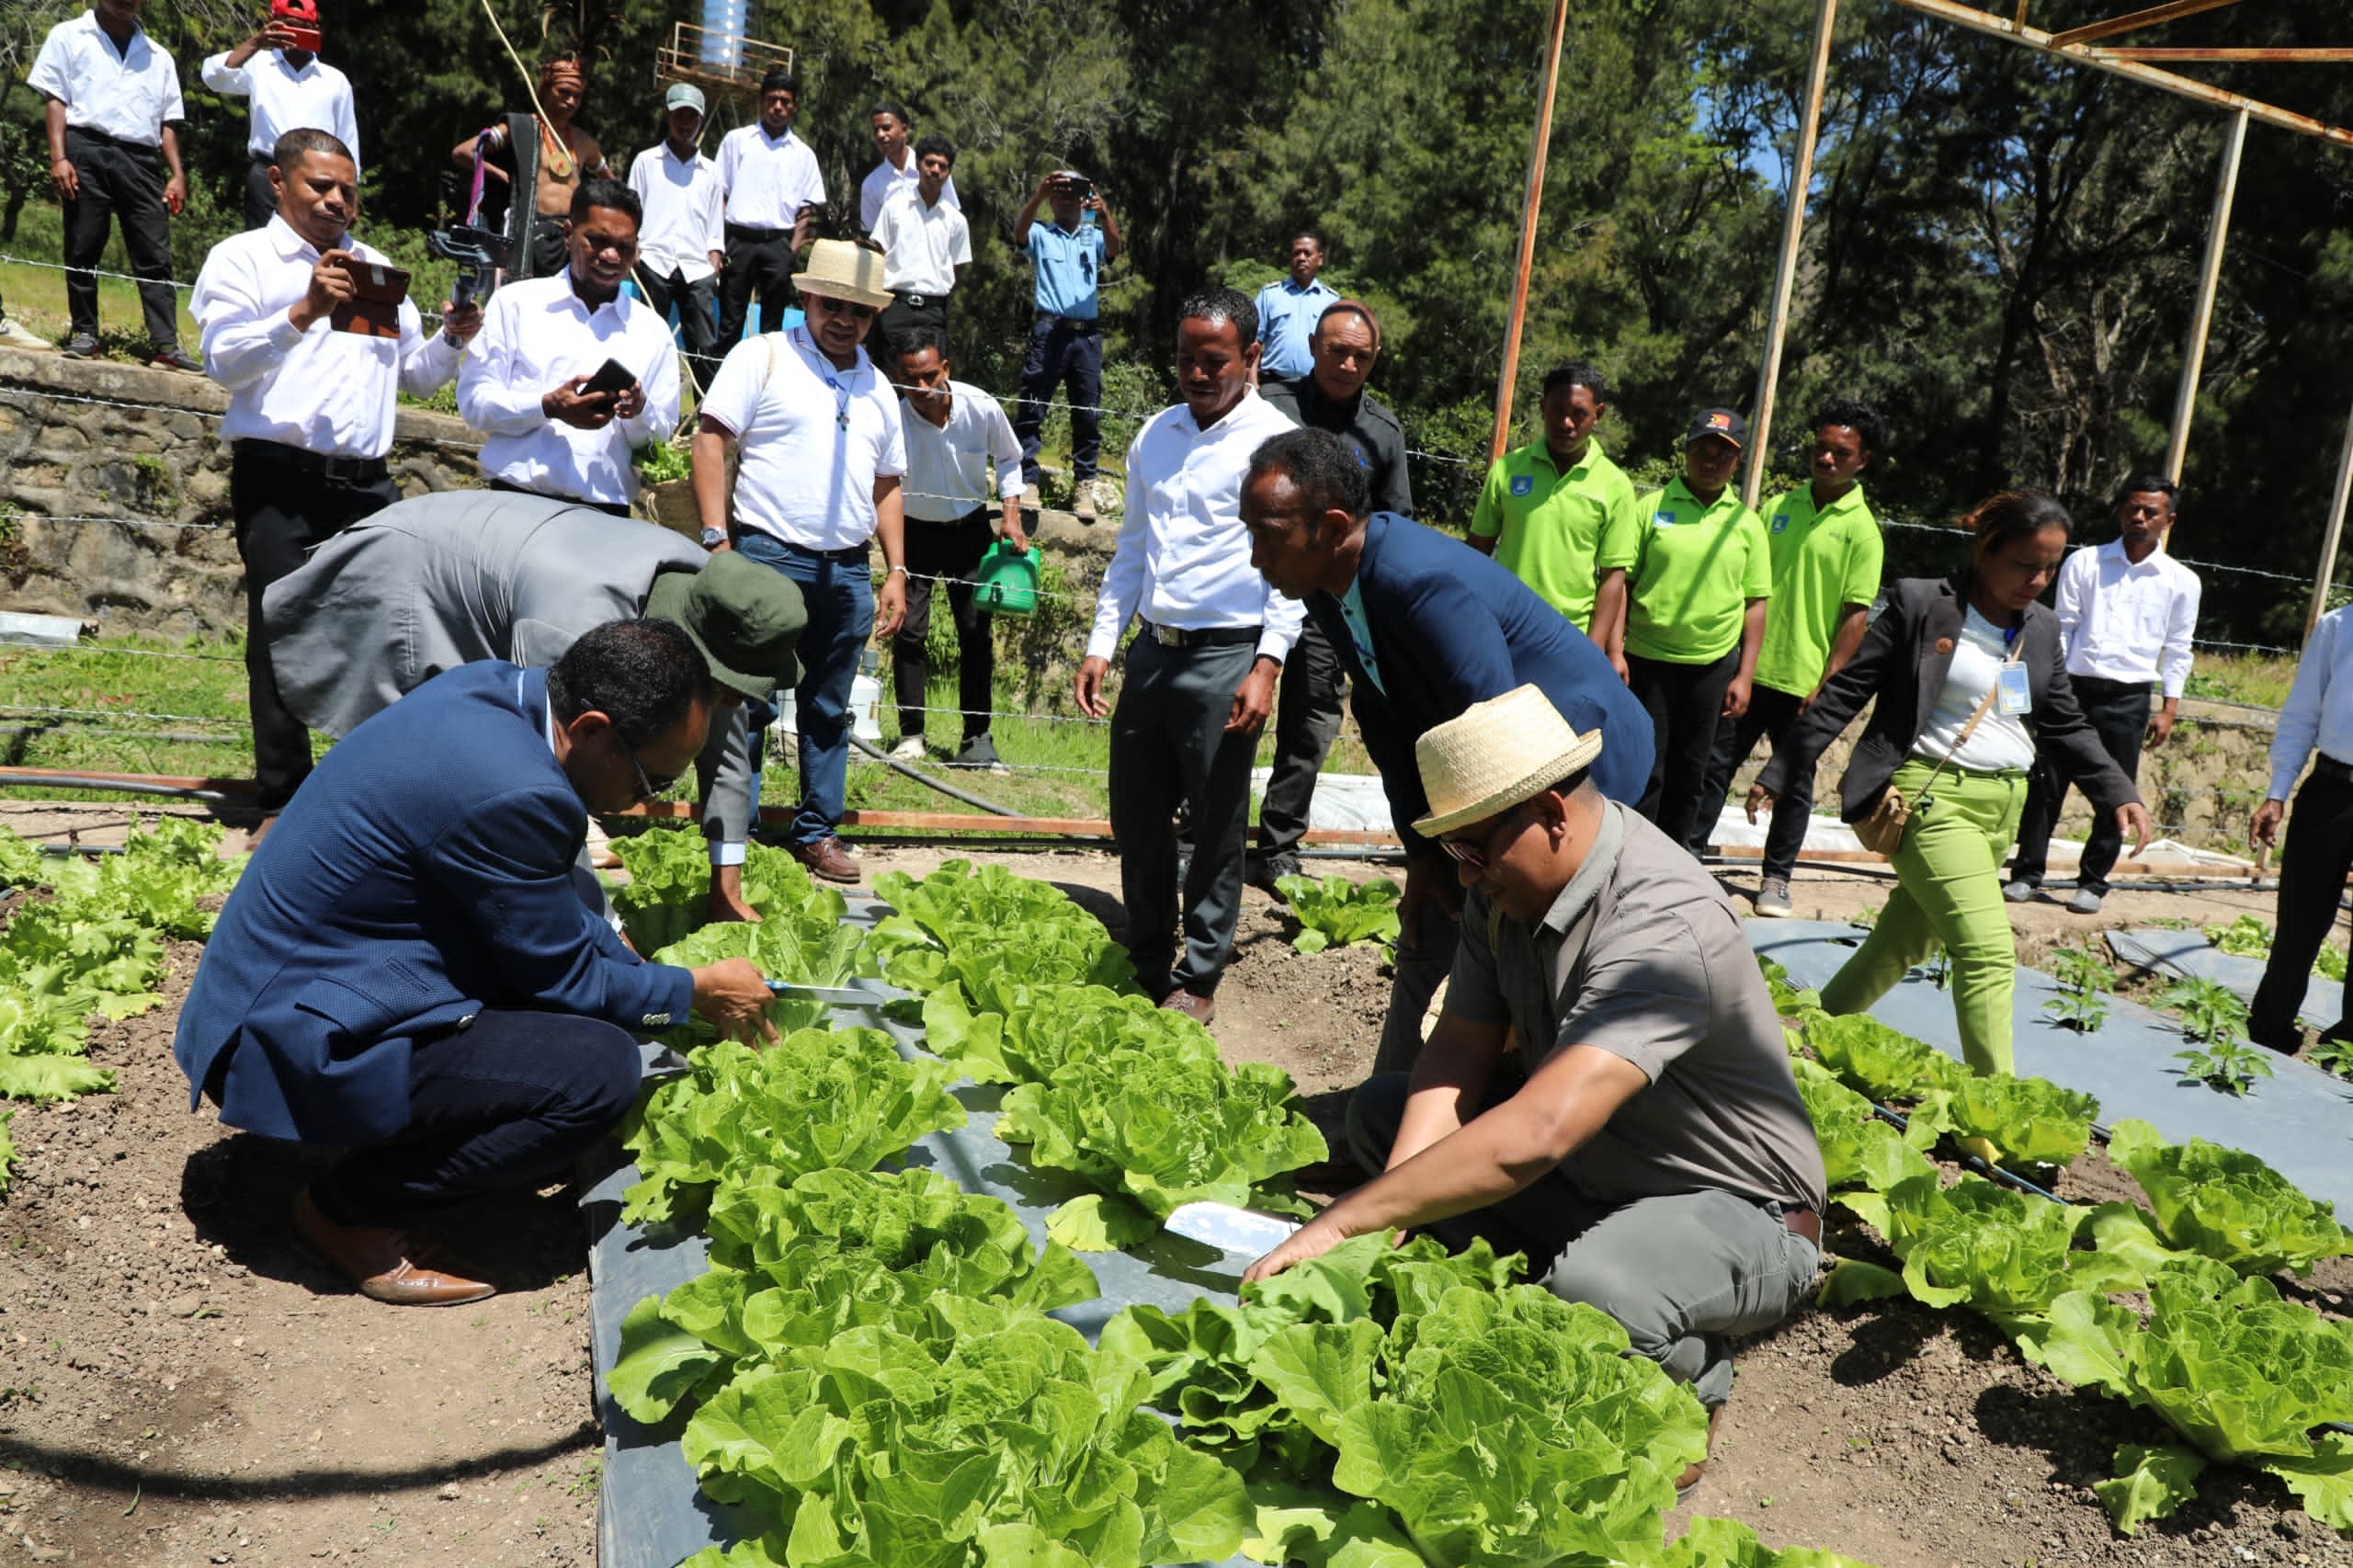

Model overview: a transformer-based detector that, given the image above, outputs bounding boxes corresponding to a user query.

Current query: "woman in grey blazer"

[1752,491,2151,1081]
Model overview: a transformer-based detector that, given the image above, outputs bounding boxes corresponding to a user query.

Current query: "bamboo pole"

[1745,0,1840,507]
[1486,0,1574,462]
[2309,401,2353,643]
[2164,106,2246,484]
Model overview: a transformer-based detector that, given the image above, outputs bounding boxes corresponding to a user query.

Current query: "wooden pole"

[1486,0,1574,462]
[2308,400,2353,643]
[2164,106,2246,484]
[1744,0,1840,508]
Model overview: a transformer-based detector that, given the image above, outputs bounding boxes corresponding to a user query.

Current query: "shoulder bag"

[1853,637,2023,857]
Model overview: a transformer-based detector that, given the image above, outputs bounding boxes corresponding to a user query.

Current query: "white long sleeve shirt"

[2268,606,2353,801]
[627,142,725,282]
[858,154,958,232]
[2053,538,2200,698]
[199,49,358,164]
[902,381,1022,522]
[716,124,824,231]
[457,273,680,506]
[1086,391,1304,665]
[870,186,969,296]
[192,217,460,459]
[29,10,183,147]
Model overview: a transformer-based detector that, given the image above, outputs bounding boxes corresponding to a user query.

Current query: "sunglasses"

[809,295,877,322]
[1436,801,1531,872]
[616,732,684,802]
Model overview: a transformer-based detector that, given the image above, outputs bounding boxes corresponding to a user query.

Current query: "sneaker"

[887,735,927,764]
[1753,876,1794,918]
[2001,880,2036,903]
[2066,888,2105,915]
[1073,483,1097,523]
[148,346,202,373]
[949,733,1011,774]
[61,332,99,358]
[0,317,54,352]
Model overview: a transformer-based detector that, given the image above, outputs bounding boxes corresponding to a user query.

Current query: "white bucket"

[774,673,883,744]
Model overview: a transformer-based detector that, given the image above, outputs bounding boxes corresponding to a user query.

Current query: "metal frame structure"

[1736,0,2353,637]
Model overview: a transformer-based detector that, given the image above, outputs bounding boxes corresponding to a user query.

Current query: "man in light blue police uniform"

[1010,168,1123,521]
[1254,230,1338,382]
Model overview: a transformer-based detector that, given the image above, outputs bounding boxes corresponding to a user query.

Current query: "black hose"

[846,733,1027,817]
[0,773,249,804]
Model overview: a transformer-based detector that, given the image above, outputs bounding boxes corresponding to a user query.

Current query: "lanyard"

[797,328,855,431]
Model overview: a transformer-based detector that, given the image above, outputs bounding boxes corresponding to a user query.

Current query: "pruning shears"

[763,979,886,1009]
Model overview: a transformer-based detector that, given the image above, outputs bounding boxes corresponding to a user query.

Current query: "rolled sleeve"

[1556,918,1712,1083]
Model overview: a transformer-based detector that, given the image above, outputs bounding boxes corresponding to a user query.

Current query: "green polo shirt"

[1600,477,1771,665]
[1469,438,1639,632]
[1753,481,1884,698]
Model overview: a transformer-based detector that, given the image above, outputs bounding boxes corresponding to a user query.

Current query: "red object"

[271,0,322,52]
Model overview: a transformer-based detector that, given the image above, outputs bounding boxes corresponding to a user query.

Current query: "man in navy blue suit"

[1242,427,1654,1077]
[174,619,774,1306]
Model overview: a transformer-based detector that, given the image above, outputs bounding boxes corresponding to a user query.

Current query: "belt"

[1781,1205,1822,1245]
[249,150,274,163]
[64,124,156,152]
[1146,622,1259,649]
[893,291,946,309]
[232,438,388,484]
[2069,674,2154,693]
[725,222,790,240]
[2313,755,2353,783]
[1036,313,1100,334]
[769,539,870,563]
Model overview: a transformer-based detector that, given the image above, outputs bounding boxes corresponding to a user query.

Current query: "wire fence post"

[2164,104,2247,487]
[2309,399,2353,645]
[1486,0,1573,463]
[1745,0,1839,509]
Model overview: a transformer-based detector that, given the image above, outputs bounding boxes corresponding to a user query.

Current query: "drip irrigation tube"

[0,772,250,804]
[845,733,1027,817]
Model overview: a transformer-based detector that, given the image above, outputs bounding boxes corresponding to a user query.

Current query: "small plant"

[2155,975,2249,1047]
[2172,1040,2275,1097]
[2310,1037,2353,1081]
[2202,914,2347,980]
[2041,943,2115,1032]
[1273,873,1402,954]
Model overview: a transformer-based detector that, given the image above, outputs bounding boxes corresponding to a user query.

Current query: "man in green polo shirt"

[1468,362,1638,636]
[1694,401,1885,915]
[1597,406,1770,851]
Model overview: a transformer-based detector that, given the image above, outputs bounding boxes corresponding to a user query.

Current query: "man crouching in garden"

[1245,685,1825,1493]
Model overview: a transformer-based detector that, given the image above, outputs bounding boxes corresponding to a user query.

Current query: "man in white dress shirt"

[870,135,969,352]
[858,100,959,233]
[627,83,726,387]
[199,4,358,229]
[2005,473,2200,914]
[190,128,482,840]
[692,240,907,885]
[458,177,681,515]
[887,327,1026,771]
[1075,288,1302,1025]
[2252,603,2353,1055]
[716,68,824,352]
[31,0,193,367]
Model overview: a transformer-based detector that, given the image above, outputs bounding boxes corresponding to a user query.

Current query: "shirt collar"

[1175,387,1263,437]
[1807,480,1866,517]
[1664,476,1734,515]
[563,272,627,323]
[1516,437,1597,479]
[273,51,317,79]
[759,124,799,148]
[791,324,868,381]
[2100,537,2165,575]
[1538,800,1627,937]
[266,213,332,262]
[84,11,145,53]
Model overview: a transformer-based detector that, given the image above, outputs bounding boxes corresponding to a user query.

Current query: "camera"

[1060,175,1094,200]
[426,223,509,312]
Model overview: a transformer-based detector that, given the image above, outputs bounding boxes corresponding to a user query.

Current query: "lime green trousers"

[1821,757,2029,1075]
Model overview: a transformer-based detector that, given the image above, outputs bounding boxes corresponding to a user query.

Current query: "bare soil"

[5,825,2344,1568]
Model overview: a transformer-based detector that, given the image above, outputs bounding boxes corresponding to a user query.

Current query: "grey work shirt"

[1449,801,1827,1213]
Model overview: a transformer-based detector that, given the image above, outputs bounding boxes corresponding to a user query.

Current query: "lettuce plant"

[2106,1119,2352,1278]
[1900,1073,2100,1171]
[1274,874,1401,954]
[870,859,1136,1003]
[1802,1012,1966,1103]
[920,983,1216,1087]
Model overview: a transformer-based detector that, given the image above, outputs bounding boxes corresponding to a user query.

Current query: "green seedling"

[2172,1040,2274,1097]
[2041,944,2114,1033]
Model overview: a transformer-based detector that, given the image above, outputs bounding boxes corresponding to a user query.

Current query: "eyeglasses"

[1436,801,1530,872]
[616,733,684,802]
[810,296,877,322]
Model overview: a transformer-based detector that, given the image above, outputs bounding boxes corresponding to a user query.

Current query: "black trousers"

[2010,674,2150,895]
[314,1010,642,1228]
[718,223,796,349]
[893,507,996,743]
[2251,770,2353,1047]
[1628,646,1741,850]
[232,442,399,811]
[61,127,178,348]
[1110,634,1259,999]
[243,154,276,229]
[1014,317,1102,485]
[1256,617,1345,865]
[1694,683,1813,877]
[876,292,949,358]
[636,264,720,388]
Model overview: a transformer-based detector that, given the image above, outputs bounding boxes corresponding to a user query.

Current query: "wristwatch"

[700,527,726,548]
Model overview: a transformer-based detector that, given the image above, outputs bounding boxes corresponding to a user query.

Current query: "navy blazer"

[1304,513,1654,846]
[173,661,695,1145]
[1756,574,2141,821]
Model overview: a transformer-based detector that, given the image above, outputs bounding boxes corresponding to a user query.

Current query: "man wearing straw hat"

[692,237,908,885]
[1245,685,1825,1494]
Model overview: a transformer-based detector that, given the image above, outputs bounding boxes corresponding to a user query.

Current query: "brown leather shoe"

[1676,1403,1725,1502]
[792,835,860,884]
[1159,990,1216,1027]
[293,1189,496,1307]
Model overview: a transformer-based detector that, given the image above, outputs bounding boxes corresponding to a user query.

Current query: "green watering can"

[972,541,1042,618]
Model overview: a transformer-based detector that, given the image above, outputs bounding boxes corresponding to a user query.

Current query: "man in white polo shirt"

[191,128,481,842]
[887,326,1026,771]
[2006,472,2200,914]
[458,177,680,516]
[627,83,726,387]
[1075,287,1301,1026]
[199,4,358,229]
[716,67,824,353]
[858,100,959,233]
[692,240,907,885]
[870,134,969,353]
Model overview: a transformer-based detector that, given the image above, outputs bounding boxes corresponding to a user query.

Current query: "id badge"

[1996,663,2032,717]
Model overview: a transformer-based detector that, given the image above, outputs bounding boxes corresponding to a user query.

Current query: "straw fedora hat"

[793,239,893,312]
[1412,685,1604,837]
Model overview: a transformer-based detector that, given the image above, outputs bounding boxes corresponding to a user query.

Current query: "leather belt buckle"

[1153,623,1187,648]
[901,293,928,309]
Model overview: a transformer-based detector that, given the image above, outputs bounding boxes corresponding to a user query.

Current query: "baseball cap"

[1685,408,1747,448]
[642,553,805,701]
[665,83,707,115]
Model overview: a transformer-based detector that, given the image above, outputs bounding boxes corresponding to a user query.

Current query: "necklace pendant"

[836,414,850,430]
